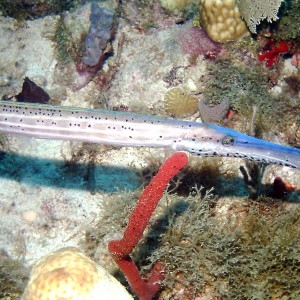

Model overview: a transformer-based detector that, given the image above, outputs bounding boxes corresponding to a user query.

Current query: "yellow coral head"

[22,247,133,300]
[199,0,248,42]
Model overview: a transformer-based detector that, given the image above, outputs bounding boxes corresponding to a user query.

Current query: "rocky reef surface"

[0,0,300,299]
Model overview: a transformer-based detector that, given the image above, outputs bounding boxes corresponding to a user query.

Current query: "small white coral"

[236,0,284,33]
[22,247,133,300]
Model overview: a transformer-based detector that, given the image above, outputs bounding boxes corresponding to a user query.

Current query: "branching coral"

[236,0,284,33]
[108,152,189,300]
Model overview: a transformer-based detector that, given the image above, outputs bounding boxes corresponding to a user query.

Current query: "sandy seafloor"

[0,1,300,298]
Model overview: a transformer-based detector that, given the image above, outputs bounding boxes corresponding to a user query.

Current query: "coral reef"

[201,58,283,134]
[109,152,189,300]
[48,1,117,90]
[258,39,290,68]
[121,0,184,32]
[273,0,300,41]
[22,247,133,300]
[164,87,199,116]
[160,0,197,13]
[198,0,287,40]
[0,1,300,299]
[198,0,248,42]
[51,15,83,65]
[147,190,300,298]
[178,23,222,56]
[236,0,284,33]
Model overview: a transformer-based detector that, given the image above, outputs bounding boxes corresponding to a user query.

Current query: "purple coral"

[178,24,222,57]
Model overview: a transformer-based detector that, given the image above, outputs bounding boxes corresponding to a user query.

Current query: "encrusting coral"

[164,87,199,116]
[178,22,222,56]
[21,247,133,300]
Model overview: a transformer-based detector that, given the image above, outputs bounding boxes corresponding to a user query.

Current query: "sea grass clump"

[146,190,300,298]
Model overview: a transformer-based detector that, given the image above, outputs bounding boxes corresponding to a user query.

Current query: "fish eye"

[222,135,234,146]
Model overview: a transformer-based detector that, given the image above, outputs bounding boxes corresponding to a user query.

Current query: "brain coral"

[22,247,133,300]
[199,0,248,42]
[164,87,199,116]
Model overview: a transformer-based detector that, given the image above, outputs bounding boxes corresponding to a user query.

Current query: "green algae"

[0,0,86,20]
[202,58,299,138]
[84,166,300,299]
[203,59,272,118]
[274,0,300,41]
[0,254,28,299]
[147,191,300,298]
[51,15,84,65]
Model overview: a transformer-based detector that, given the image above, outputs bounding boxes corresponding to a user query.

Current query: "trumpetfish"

[0,100,299,169]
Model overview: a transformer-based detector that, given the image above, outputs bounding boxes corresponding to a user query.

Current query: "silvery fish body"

[0,101,299,169]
